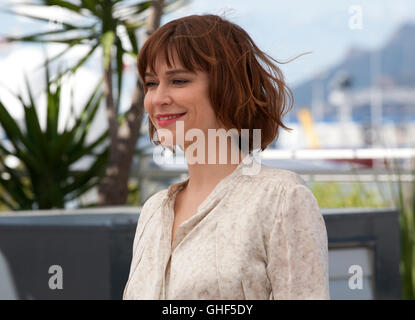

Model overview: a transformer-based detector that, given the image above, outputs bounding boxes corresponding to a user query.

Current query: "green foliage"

[0,65,109,210]
[309,181,390,208]
[126,180,141,206]
[0,185,9,211]
[310,160,415,300]
[1,0,187,114]
[382,158,415,300]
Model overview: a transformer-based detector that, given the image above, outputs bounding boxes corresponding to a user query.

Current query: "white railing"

[135,147,415,183]
[260,148,415,159]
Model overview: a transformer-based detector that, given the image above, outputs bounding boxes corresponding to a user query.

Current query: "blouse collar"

[165,152,260,202]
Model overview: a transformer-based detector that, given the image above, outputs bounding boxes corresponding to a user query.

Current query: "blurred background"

[0,0,413,300]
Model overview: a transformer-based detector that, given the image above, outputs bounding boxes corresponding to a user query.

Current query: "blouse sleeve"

[122,191,164,299]
[266,184,330,300]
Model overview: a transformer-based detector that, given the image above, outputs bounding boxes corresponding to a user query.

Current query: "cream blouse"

[123,155,330,300]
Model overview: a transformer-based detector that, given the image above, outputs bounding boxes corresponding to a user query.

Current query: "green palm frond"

[0,63,109,210]
[1,0,189,105]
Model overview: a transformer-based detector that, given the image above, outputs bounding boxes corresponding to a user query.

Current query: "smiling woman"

[123,14,330,300]
[143,52,222,153]
[137,14,294,157]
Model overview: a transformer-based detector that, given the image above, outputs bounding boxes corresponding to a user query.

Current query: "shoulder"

[260,164,306,186]
[237,162,307,192]
[138,189,168,220]
[233,162,319,225]
[254,166,318,211]
[142,189,168,209]
[227,161,312,209]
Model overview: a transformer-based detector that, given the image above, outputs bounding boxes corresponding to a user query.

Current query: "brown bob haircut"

[138,14,294,155]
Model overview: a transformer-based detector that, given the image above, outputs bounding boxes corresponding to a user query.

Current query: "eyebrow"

[144,69,193,77]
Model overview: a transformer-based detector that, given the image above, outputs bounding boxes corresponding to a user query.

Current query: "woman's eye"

[144,80,188,88]
[173,79,188,85]
[145,82,157,87]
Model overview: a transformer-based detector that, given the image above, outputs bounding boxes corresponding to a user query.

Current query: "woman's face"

[144,52,224,149]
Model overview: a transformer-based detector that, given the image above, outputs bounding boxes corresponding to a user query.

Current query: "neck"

[182,141,245,194]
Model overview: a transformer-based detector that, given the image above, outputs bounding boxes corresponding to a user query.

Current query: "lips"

[156,112,186,127]
[155,112,186,120]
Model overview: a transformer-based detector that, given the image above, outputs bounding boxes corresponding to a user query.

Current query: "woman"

[123,14,330,300]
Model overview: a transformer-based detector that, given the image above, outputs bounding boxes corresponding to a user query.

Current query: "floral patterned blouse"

[123,154,330,300]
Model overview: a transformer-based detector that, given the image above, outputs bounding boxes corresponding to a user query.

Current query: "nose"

[151,82,172,107]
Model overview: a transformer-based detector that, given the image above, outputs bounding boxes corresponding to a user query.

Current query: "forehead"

[142,38,208,77]
[145,52,184,74]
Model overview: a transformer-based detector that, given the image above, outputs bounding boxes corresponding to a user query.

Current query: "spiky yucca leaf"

[0,65,109,210]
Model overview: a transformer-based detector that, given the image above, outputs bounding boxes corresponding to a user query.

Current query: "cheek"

[143,94,151,113]
[197,98,217,124]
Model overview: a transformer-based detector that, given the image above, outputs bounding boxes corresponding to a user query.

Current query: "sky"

[0,0,414,122]
[162,0,415,86]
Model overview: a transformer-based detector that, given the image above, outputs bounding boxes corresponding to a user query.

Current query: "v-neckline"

[165,154,253,251]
